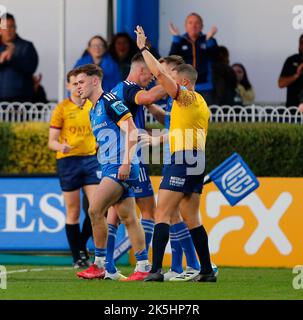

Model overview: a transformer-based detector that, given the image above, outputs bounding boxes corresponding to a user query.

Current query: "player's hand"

[139,133,160,147]
[206,26,218,40]
[118,164,131,180]
[61,140,74,154]
[169,22,180,36]
[298,103,303,113]
[135,25,147,50]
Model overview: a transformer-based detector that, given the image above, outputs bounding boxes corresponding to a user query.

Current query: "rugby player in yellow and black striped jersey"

[48,69,100,268]
[135,25,216,283]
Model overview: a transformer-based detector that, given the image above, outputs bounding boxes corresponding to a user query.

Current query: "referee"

[48,69,100,268]
[136,26,216,282]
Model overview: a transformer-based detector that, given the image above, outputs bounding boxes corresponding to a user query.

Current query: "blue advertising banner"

[0,177,125,252]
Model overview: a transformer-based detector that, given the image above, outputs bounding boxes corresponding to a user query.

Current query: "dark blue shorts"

[131,162,154,198]
[101,163,140,199]
[57,155,100,192]
[160,151,205,194]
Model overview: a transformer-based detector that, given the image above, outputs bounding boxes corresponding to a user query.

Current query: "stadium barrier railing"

[1,102,303,124]
[0,102,56,123]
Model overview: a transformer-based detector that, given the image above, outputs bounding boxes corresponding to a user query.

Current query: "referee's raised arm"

[135,25,179,100]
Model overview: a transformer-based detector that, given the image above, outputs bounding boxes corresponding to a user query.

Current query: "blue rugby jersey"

[90,92,138,166]
[111,80,146,129]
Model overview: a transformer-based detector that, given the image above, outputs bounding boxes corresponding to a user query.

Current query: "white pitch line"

[0,267,73,276]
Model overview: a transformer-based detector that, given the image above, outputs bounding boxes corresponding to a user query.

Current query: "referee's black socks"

[151,223,170,273]
[65,223,81,263]
[79,215,93,252]
[190,225,213,274]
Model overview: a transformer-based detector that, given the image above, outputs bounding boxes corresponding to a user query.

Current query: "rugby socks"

[150,223,170,273]
[105,224,118,274]
[94,248,106,269]
[79,215,93,252]
[174,222,200,270]
[65,223,81,263]
[141,219,155,251]
[169,225,184,273]
[135,249,150,272]
[190,226,213,274]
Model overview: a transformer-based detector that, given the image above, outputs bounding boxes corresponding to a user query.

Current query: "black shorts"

[160,151,205,194]
[57,155,100,192]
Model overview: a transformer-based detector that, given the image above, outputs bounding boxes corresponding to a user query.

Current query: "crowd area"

[1,12,303,109]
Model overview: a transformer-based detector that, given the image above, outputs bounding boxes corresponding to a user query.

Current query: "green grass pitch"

[0,265,302,300]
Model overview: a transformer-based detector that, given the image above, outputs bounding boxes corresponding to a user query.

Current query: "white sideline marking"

[2,267,72,276]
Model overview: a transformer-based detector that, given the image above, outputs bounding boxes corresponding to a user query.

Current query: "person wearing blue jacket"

[74,35,121,92]
[169,12,218,105]
[0,13,38,102]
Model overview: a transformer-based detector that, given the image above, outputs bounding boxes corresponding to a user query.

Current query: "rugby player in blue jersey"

[73,64,150,281]
[103,53,167,280]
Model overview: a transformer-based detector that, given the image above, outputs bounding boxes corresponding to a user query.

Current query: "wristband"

[140,46,149,53]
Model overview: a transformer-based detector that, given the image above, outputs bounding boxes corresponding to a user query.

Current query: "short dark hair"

[131,52,146,65]
[173,64,198,84]
[66,69,77,83]
[73,64,103,81]
[0,12,15,23]
[159,55,185,66]
[108,32,139,62]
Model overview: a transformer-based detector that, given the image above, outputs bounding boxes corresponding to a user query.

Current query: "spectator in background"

[278,34,303,107]
[74,35,121,92]
[168,12,218,105]
[232,63,255,105]
[108,32,139,79]
[0,13,38,102]
[212,46,240,106]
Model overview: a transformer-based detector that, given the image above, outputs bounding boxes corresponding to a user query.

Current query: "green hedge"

[0,122,56,174]
[0,122,303,176]
[0,122,11,173]
[205,123,303,177]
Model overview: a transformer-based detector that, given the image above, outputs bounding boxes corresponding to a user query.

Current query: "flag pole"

[107,0,114,43]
